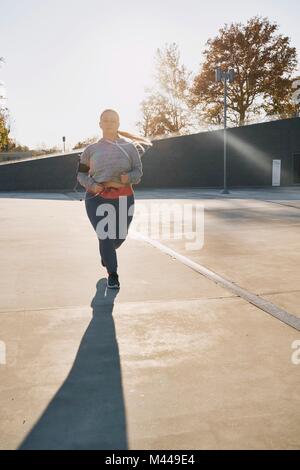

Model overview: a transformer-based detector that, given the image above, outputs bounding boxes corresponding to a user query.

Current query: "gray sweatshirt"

[77,137,143,192]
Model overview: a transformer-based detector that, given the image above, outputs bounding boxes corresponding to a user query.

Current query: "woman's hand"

[102,180,131,188]
[90,182,105,194]
[120,173,130,184]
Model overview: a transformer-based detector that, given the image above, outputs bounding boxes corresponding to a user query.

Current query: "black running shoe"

[107,272,120,289]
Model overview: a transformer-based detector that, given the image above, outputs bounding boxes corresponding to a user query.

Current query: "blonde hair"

[100,109,153,147]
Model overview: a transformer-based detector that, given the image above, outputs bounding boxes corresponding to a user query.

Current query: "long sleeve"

[126,144,143,184]
[77,146,99,192]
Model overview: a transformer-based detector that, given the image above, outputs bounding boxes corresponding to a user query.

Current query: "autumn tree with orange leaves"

[188,16,299,127]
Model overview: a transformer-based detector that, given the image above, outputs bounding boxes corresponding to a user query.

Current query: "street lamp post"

[215,66,235,194]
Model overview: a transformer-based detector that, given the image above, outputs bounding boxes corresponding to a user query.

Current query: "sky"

[0,0,300,150]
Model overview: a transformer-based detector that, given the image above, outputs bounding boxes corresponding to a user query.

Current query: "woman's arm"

[125,144,143,184]
[77,148,104,193]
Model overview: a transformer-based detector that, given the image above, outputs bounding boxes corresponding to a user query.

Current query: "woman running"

[77,108,152,289]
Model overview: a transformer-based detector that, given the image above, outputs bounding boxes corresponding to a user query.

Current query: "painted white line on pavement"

[130,230,300,332]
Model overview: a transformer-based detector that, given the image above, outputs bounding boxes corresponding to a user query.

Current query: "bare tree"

[137,43,193,138]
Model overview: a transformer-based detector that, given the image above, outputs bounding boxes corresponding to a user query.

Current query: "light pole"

[62,136,66,153]
[215,66,235,194]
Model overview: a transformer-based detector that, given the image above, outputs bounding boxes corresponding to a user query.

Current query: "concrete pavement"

[0,188,299,449]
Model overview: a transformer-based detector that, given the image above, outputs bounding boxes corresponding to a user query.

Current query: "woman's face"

[99,112,120,134]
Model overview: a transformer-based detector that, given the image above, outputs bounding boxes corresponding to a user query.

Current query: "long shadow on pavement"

[18,278,128,450]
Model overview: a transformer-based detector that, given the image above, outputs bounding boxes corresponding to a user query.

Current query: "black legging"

[85,191,135,273]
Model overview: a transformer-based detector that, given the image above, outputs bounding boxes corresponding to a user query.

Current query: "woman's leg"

[85,192,118,272]
[113,194,135,250]
[84,192,134,273]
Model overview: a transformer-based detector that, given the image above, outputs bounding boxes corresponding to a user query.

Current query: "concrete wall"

[0,153,81,191]
[140,117,300,188]
[0,151,33,163]
[0,117,299,191]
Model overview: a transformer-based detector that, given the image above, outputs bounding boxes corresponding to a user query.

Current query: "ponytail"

[117,130,153,147]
